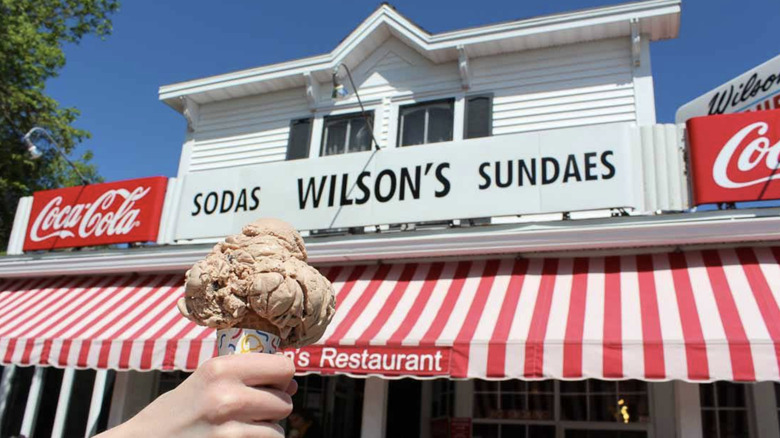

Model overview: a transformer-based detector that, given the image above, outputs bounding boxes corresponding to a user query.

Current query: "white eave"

[1,208,778,279]
[159,0,680,111]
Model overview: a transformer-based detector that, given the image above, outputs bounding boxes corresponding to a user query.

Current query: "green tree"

[0,0,119,250]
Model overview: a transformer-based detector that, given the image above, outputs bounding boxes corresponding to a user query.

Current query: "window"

[700,382,750,438]
[471,380,650,438]
[465,94,492,139]
[321,112,374,156]
[432,379,455,419]
[287,118,313,160]
[399,99,454,146]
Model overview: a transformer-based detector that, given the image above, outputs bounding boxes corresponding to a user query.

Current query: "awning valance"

[2,246,780,381]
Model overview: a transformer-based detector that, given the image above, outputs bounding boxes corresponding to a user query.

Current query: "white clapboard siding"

[471,37,635,135]
[186,37,636,172]
[189,88,310,172]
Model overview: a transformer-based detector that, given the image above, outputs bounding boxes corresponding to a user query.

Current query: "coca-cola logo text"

[23,176,168,251]
[29,187,150,242]
[687,109,780,205]
[713,121,780,189]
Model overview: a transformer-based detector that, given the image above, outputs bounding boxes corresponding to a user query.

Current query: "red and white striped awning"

[2,246,780,381]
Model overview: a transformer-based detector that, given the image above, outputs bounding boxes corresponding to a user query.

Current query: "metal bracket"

[180,97,199,132]
[630,18,641,68]
[304,72,320,111]
[457,45,471,90]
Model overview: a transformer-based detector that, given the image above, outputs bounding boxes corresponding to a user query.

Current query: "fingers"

[217,421,285,438]
[285,378,298,396]
[198,354,295,391]
[207,386,292,424]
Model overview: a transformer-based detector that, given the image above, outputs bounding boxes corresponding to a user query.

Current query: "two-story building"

[3,1,780,437]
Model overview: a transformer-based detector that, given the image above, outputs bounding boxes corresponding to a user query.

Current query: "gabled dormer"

[159,1,680,175]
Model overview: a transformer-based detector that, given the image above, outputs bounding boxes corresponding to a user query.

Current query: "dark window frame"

[286,117,314,161]
[464,93,493,139]
[397,98,456,147]
[320,111,376,156]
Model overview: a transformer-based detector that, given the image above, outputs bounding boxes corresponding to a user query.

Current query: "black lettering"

[563,154,582,183]
[220,190,234,213]
[204,192,218,214]
[339,173,353,206]
[541,158,559,185]
[375,169,396,203]
[519,159,536,186]
[355,172,371,205]
[435,163,451,198]
[478,162,491,190]
[297,176,327,209]
[742,74,757,101]
[250,187,261,211]
[496,161,512,188]
[763,74,776,92]
[191,193,202,216]
[328,174,337,207]
[601,151,616,180]
[584,153,598,181]
[400,166,421,201]
[708,88,731,115]
[235,189,248,212]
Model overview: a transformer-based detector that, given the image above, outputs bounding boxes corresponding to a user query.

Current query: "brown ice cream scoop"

[177,218,335,349]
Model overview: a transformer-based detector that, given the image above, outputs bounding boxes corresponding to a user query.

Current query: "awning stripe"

[4,246,780,380]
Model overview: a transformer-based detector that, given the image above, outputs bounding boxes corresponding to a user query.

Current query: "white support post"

[107,370,157,429]
[632,30,657,125]
[750,382,780,438]
[674,381,703,438]
[308,115,324,159]
[7,197,33,255]
[0,366,17,431]
[453,95,466,142]
[84,369,109,437]
[360,377,388,438]
[454,380,473,418]
[51,368,76,438]
[20,367,45,438]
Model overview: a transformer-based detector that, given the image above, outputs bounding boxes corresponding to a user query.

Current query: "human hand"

[97,353,297,438]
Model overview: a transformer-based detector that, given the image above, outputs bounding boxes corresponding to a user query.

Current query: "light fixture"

[22,127,91,185]
[331,63,380,151]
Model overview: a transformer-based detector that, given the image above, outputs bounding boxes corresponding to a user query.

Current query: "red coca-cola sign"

[23,176,168,251]
[687,108,780,204]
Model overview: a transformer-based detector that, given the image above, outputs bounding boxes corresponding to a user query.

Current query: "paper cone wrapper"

[217,328,282,355]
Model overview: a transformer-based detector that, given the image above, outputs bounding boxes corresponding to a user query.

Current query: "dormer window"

[321,112,374,156]
[398,99,454,147]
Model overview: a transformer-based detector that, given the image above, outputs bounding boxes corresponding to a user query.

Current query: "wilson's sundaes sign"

[686,109,780,204]
[23,176,168,251]
[174,124,637,241]
[676,53,780,123]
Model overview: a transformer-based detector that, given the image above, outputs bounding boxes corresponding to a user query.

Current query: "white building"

[3,1,780,437]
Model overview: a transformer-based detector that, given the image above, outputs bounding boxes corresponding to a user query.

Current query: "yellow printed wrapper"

[217,328,282,355]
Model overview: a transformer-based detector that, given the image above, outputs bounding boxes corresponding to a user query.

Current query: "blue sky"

[47,0,779,182]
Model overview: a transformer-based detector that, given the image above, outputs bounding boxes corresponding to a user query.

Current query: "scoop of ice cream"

[177,218,335,348]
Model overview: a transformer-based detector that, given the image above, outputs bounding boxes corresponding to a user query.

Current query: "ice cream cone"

[217,327,282,355]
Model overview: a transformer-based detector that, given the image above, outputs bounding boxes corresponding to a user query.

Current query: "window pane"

[716,382,746,407]
[64,369,97,437]
[621,394,650,423]
[561,380,587,393]
[501,424,527,438]
[561,395,588,421]
[474,392,498,418]
[349,117,373,152]
[591,394,619,422]
[719,410,749,438]
[401,107,426,146]
[475,379,499,392]
[529,425,556,438]
[426,104,454,144]
[0,366,34,437]
[33,367,65,437]
[528,393,554,420]
[465,96,491,139]
[323,119,348,156]
[500,393,526,418]
[473,423,499,438]
[287,118,312,160]
[700,384,715,408]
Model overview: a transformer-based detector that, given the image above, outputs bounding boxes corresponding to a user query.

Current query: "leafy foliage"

[0,0,118,249]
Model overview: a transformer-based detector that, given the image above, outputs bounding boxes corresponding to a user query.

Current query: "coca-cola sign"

[687,109,780,204]
[23,176,168,251]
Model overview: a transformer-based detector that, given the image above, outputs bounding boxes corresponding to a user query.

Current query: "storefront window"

[292,375,363,438]
[0,366,34,437]
[471,380,650,438]
[560,380,650,424]
[156,370,192,397]
[700,382,750,438]
[432,379,454,419]
[399,99,454,146]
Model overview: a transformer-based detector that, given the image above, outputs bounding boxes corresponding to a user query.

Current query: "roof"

[159,0,681,111]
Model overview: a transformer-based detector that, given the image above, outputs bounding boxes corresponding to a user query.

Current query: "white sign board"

[174,123,637,241]
[676,53,780,123]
